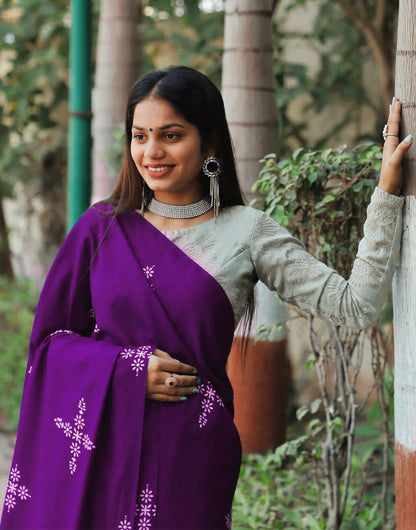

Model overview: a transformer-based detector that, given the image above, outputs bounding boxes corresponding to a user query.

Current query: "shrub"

[0,277,37,430]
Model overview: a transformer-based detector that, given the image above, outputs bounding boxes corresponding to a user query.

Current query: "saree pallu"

[1,204,241,530]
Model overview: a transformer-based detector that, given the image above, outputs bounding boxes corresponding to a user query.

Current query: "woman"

[1,66,412,530]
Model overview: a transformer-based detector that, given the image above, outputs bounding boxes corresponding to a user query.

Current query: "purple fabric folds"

[1,205,241,530]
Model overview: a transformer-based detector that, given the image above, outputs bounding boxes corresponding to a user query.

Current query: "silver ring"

[165,374,178,388]
[383,124,398,141]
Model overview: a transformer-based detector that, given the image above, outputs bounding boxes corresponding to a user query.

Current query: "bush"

[232,427,395,529]
[0,277,37,430]
[236,143,395,528]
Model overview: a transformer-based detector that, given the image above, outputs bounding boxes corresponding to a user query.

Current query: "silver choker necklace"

[146,197,212,219]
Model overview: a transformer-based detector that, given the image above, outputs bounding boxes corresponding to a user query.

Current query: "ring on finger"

[165,374,178,388]
[383,124,398,141]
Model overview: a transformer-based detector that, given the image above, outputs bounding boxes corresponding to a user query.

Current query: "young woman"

[1,66,412,530]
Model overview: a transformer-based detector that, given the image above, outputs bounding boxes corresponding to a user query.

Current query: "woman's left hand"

[379,97,413,196]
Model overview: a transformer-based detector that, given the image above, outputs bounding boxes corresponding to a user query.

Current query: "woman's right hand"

[146,348,200,402]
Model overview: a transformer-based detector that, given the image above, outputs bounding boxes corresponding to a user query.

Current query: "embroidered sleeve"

[249,187,404,328]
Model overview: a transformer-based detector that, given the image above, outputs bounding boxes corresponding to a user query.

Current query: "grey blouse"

[162,187,404,329]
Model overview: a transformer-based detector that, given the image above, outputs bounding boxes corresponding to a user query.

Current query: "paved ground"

[0,432,15,508]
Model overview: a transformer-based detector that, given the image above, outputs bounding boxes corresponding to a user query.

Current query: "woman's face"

[130,97,212,204]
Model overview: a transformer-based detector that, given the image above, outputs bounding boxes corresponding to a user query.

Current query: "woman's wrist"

[377,182,401,196]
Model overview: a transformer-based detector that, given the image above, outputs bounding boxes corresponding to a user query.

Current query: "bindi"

[149,127,153,132]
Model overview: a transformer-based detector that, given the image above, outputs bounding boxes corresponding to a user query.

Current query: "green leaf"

[310,398,321,414]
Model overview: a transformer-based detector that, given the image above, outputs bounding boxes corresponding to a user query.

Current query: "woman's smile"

[144,164,175,178]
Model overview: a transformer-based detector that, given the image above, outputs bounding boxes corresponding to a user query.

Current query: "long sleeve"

[250,187,404,328]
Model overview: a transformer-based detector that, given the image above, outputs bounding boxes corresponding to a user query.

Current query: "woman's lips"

[145,165,174,178]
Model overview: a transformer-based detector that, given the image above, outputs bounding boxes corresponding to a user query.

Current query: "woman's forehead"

[133,98,182,122]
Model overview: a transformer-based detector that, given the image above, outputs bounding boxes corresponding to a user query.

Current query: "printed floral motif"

[118,515,132,530]
[49,329,74,337]
[93,323,101,334]
[120,346,153,376]
[225,512,232,529]
[28,365,33,374]
[54,397,95,475]
[136,484,157,530]
[198,381,224,428]
[142,265,155,280]
[4,464,31,513]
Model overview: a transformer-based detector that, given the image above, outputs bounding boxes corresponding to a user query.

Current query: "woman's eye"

[165,133,179,141]
[133,134,146,142]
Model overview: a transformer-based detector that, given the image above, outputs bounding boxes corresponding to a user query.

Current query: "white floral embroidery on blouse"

[162,188,403,329]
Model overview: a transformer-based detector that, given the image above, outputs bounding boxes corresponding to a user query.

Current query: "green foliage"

[232,421,395,528]
[141,0,224,84]
[0,1,69,265]
[273,0,398,155]
[250,141,394,528]
[253,142,381,276]
[0,0,69,191]
[0,277,37,431]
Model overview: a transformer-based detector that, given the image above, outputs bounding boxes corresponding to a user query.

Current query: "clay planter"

[227,336,290,454]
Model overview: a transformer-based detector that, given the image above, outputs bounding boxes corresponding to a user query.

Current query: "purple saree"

[1,204,241,530]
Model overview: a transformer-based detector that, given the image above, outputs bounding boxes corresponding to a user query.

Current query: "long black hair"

[109,66,254,347]
[110,66,245,213]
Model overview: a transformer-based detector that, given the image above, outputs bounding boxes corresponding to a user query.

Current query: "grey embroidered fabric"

[161,187,404,328]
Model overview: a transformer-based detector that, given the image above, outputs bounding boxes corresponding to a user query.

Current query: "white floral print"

[142,265,155,279]
[198,381,224,429]
[54,397,95,475]
[49,329,74,337]
[118,515,132,530]
[4,465,31,513]
[136,483,157,529]
[120,346,153,376]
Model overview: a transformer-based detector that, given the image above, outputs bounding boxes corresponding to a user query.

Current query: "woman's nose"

[144,137,164,159]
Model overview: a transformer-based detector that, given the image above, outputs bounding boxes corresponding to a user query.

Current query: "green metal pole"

[67,0,92,230]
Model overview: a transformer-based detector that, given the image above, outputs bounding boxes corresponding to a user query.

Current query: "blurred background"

[0,1,399,527]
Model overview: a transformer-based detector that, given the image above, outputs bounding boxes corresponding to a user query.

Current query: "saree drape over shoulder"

[1,204,240,530]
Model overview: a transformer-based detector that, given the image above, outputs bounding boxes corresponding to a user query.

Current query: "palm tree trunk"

[392,1,416,527]
[222,0,288,454]
[222,0,278,203]
[92,0,141,203]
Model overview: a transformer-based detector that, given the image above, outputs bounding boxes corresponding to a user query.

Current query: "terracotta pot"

[227,337,290,454]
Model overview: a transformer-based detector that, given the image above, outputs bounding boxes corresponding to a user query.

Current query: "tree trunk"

[222,0,288,454]
[0,197,13,279]
[222,0,278,204]
[91,0,141,203]
[392,1,416,527]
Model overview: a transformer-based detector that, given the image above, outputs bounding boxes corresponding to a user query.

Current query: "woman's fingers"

[382,98,401,157]
[146,348,200,402]
[148,393,190,403]
[388,135,414,165]
[152,348,198,375]
[379,97,413,195]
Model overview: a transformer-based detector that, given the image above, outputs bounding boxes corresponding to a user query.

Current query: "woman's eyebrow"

[132,123,186,131]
